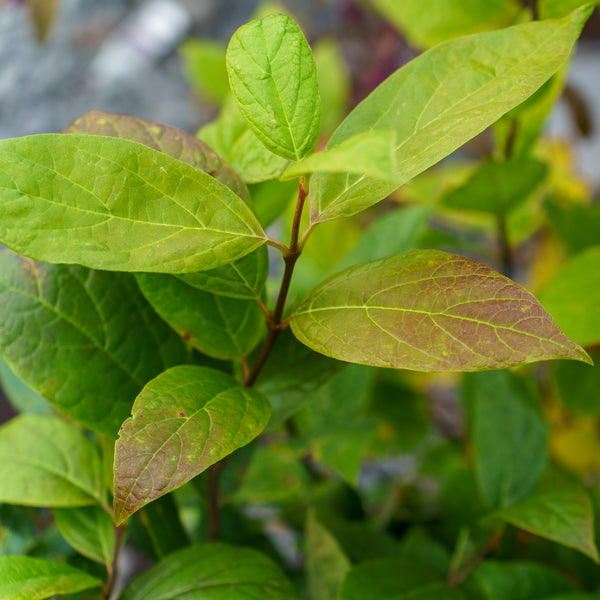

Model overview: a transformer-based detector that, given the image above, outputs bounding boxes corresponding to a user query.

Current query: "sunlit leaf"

[0,556,101,600]
[120,543,301,600]
[0,415,104,507]
[113,366,271,523]
[310,7,591,223]
[64,110,249,202]
[540,246,600,347]
[0,134,266,273]
[54,506,115,566]
[290,250,591,372]
[0,251,188,436]
[226,14,321,161]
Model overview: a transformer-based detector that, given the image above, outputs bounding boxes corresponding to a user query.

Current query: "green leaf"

[120,542,301,600]
[0,415,104,507]
[54,506,115,566]
[0,251,188,436]
[136,273,264,359]
[340,558,465,600]
[0,357,51,415]
[540,246,600,347]
[281,130,398,182]
[113,365,271,523]
[547,199,600,255]
[463,371,548,509]
[199,95,289,184]
[226,14,321,161]
[248,178,298,228]
[140,493,190,557]
[553,355,600,415]
[496,476,599,561]
[540,0,599,19]
[0,134,266,273]
[175,245,268,300]
[468,561,574,600]
[0,556,101,600]
[306,511,351,600]
[179,38,229,104]
[290,250,591,372]
[63,110,250,202]
[310,7,591,223]
[372,0,522,48]
[442,158,547,216]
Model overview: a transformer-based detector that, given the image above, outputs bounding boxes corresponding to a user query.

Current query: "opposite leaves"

[290,250,590,372]
[0,134,266,273]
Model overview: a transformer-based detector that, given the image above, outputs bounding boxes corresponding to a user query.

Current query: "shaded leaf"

[120,542,301,600]
[290,250,590,372]
[0,415,104,507]
[226,14,321,161]
[54,506,115,566]
[540,0,600,19]
[140,493,189,557]
[0,556,101,600]
[282,130,398,182]
[496,476,599,561]
[0,357,50,415]
[310,8,591,223]
[113,365,271,523]
[176,245,268,300]
[63,110,249,202]
[0,134,266,273]
[553,356,600,415]
[340,558,465,600]
[136,273,264,359]
[199,95,289,183]
[248,178,298,228]
[540,246,600,347]
[179,38,229,104]
[546,199,600,255]
[442,158,547,216]
[372,0,522,49]
[463,371,548,509]
[0,251,188,436]
[306,511,351,600]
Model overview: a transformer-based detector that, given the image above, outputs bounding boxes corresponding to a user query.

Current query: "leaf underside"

[290,250,590,372]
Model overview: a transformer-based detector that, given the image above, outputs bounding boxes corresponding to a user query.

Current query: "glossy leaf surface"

[0,556,101,600]
[540,246,600,347]
[340,558,465,600]
[310,8,591,223]
[306,511,350,600]
[0,415,104,507]
[281,130,397,182]
[113,366,271,523]
[226,14,321,161]
[464,371,548,508]
[120,543,301,600]
[0,251,188,436]
[0,134,266,273]
[496,477,599,561]
[63,110,249,201]
[136,273,264,359]
[290,250,590,372]
[176,245,268,300]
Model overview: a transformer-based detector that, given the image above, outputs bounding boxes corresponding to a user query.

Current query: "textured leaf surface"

[290,250,590,372]
[63,110,249,201]
[0,415,104,507]
[309,8,591,223]
[136,273,264,359]
[120,543,301,600]
[540,246,600,347]
[0,556,101,600]
[340,558,465,600]
[306,511,350,600]
[113,366,271,523]
[0,134,265,273]
[372,0,522,48]
[281,130,397,182]
[496,477,599,561]
[54,506,115,566]
[176,245,268,300]
[0,251,188,436]
[226,14,321,161]
[199,95,288,184]
[464,371,548,509]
